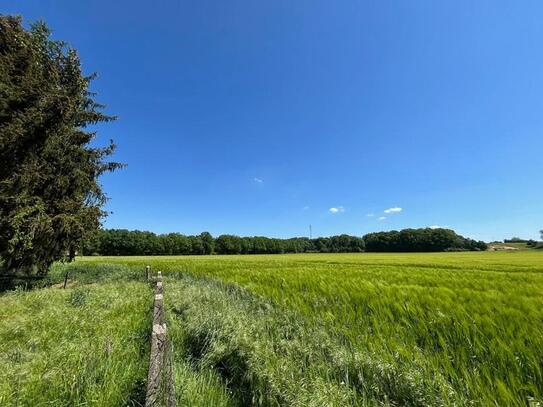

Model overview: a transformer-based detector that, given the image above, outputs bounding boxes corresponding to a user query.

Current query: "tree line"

[504,237,540,247]
[364,228,487,252]
[81,227,486,256]
[81,230,365,255]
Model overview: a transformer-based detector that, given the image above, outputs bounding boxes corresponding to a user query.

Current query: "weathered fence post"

[145,265,151,281]
[145,270,175,407]
[63,270,69,289]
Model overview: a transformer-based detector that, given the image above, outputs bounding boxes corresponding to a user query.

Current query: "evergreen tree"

[0,16,122,278]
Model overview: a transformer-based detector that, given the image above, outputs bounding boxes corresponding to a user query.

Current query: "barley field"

[1,251,542,405]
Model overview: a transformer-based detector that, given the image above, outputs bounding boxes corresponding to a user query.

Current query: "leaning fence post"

[146,269,175,406]
[63,270,69,289]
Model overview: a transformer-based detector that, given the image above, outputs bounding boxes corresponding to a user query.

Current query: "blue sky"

[5,1,543,241]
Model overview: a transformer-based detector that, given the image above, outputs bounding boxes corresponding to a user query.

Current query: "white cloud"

[253,177,263,183]
[429,225,447,229]
[384,207,402,214]
[303,206,310,210]
[367,213,374,217]
[329,206,345,214]
[378,216,387,221]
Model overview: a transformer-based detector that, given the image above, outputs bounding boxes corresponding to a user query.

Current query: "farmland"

[1,251,543,405]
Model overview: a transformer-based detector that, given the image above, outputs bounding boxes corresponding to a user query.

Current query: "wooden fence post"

[145,270,175,406]
[146,265,151,281]
[63,270,69,289]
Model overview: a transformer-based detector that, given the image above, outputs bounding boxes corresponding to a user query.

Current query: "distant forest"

[81,228,487,256]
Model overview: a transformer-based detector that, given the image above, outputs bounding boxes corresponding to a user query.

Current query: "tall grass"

[2,251,542,405]
[0,277,152,406]
[165,274,456,406]
[79,251,543,405]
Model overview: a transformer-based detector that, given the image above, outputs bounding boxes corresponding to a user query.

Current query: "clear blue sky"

[5,1,543,241]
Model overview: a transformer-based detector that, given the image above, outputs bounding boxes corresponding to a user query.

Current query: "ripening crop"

[2,251,542,406]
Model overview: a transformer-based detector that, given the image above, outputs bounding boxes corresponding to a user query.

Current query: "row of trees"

[504,237,536,244]
[81,229,366,255]
[82,228,486,256]
[504,238,540,247]
[82,230,214,256]
[364,228,487,252]
[214,234,365,255]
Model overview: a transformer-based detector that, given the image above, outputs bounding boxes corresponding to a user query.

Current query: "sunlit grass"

[0,277,152,406]
[77,251,543,405]
[2,251,542,405]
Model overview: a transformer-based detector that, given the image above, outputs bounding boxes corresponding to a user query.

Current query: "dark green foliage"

[504,237,528,243]
[0,16,121,278]
[364,228,487,252]
[84,228,486,256]
[214,234,243,255]
[190,235,205,255]
[209,234,365,255]
[526,239,538,247]
[82,229,366,255]
[200,232,214,255]
[83,228,486,256]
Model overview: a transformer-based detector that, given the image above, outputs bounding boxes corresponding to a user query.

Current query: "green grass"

[2,251,543,405]
[0,265,152,406]
[76,251,543,405]
[488,242,535,250]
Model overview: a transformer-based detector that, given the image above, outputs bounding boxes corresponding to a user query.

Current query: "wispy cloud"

[329,206,345,214]
[384,207,402,214]
[253,177,263,183]
[303,206,310,211]
[367,213,374,217]
[378,216,387,221]
[429,225,447,229]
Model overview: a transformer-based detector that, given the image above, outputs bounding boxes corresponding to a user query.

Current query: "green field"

[1,251,543,406]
